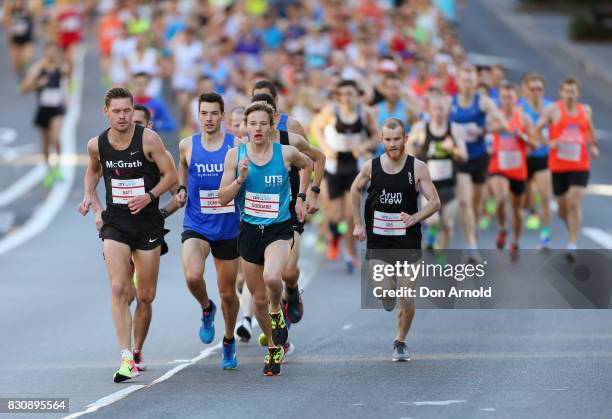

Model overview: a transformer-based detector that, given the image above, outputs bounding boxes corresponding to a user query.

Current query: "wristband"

[147,191,157,202]
[177,185,187,195]
[160,208,170,219]
[297,192,306,201]
[310,185,321,194]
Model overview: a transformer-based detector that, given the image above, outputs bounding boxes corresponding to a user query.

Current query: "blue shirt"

[236,142,291,226]
[450,93,487,160]
[183,133,239,241]
[277,113,289,132]
[519,96,552,158]
[375,100,410,157]
[135,96,177,132]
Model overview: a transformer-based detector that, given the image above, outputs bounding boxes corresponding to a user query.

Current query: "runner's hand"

[128,194,151,215]
[442,136,454,152]
[175,189,187,207]
[590,144,599,159]
[353,224,366,241]
[95,210,103,231]
[295,198,306,223]
[305,191,319,214]
[238,157,248,183]
[78,196,92,215]
[400,212,418,228]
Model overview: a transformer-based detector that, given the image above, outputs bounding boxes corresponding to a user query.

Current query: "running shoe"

[270,311,288,346]
[199,300,216,344]
[566,250,577,263]
[485,197,497,216]
[479,216,491,231]
[315,237,327,254]
[284,289,304,324]
[133,350,146,371]
[496,230,506,250]
[327,237,340,260]
[510,243,519,262]
[526,214,540,230]
[467,249,483,264]
[263,347,283,376]
[220,339,238,370]
[337,221,349,235]
[113,356,140,383]
[282,341,295,361]
[346,256,360,274]
[236,318,252,343]
[258,333,268,347]
[43,170,56,191]
[53,166,64,182]
[538,236,551,251]
[392,340,410,362]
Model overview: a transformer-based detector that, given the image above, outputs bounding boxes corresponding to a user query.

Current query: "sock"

[567,242,577,251]
[286,285,299,296]
[244,316,252,324]
[540,226,550,239]
[223,336,235,344]
[121,349,133,360]
[203,300,213,313]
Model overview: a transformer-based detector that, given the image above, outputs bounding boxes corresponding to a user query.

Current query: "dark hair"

[381,117,406,137]
[252,79,278,99]
[133,71,150,80]
[244,101,275,125]
[197,92,224,113]
[561,77,580,90]
[104,87,133,107]
[501,80,517,92]
[134,104,152,124]
[382,73,401,82]
[337,79,359,90]
[251,93,277,112]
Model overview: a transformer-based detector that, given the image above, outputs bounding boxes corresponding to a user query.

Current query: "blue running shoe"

[199,301,216,344]
[220,339,238,370]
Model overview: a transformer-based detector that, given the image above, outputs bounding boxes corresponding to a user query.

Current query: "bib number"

[428,159,453,181]
[499,151,522,170]
[200,190,234,214]
[111,178,145,204]
[557,126,583,162]
[244,191,279,219]
[373,211,406,236]
[40,88,63,107]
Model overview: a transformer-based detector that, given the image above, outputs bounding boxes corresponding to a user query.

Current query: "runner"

[535,77,599,262]
[78,87,178,382]
[251,79,309,138]
[227,106,246,138]
[167,93,243,369]
[351,117,441,361]
[409,87,468,249]
[21,42,69,190]
[519,72,553,249]
[4,0,35,79]
[132,72,177,132]
[310,79,378,272]
[450,64,506,261]
[218,101,312,376]
[487,82,538,259]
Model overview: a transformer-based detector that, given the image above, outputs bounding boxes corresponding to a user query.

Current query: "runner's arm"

[287,116,309,140]
[364,106,380,152]
[481,96,507,133]
[350,160,372,241]
[520,114,539,149]
[289,133,325,189]
[584,104,598,147]
[160,150,181,216]
[285,145,313,195]
[309,105,336,158]
[218,148,242,206]
[412,159,441,223]
[450,123,469,162]
[534,104,556,147]
[20,61,43,94]
[78,138,102,215]
[407,121,425,156]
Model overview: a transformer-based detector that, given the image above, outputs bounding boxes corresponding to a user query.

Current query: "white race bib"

[111,178,145,204]
[428,159,453,181]
[557,142,580,162]
[200,190,234,214]
[499,150,522,170]
[244,191,279,219]
[460,122,480,143]
[40,88,63,107]
[373,210,406,236]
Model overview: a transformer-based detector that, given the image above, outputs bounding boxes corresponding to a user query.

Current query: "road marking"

[62,385,145,419]
[0,211,15,233]
[167,359,191,364]
[0,45,84,255]
[0,127,17,144]
[0,164,46,207]
[586,184,612,197]
[342,323,353,331]
[480,408,496,411]
[413,400,466,406]
[582,227,612,249]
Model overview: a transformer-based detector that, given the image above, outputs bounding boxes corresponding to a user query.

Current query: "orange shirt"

[410,76,435,97]
[548,101,591,173]
[488,110,528,181]
[99,15,123,56]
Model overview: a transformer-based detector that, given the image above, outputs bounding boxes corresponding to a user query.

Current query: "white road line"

[413,400,467,406]
[167,359,192,364]
[0,164,46,207]
[0,45,84,255]
[586,184,612,197]
[63,243,318,418]
[342,324,353,331]
[582,227,612,249]
[479,408,496,411]
[62,385,145,419]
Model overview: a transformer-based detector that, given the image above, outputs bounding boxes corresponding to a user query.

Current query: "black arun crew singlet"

[365,155,421,249]
[420,121,457,190]
[98,124,161,216]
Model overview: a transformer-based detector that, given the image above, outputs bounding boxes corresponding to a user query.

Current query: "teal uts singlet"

[236,142,291,226]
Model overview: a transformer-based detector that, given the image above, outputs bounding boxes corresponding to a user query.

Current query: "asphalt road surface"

[1,1,612,418]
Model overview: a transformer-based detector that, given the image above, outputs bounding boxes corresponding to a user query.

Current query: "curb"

[478,0,612,89]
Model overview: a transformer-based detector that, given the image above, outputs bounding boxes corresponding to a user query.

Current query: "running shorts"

[34,106,65,129]
[99,208,165,251]
[456,154,489,184]
[181,230,239,260]
[325,170,358,200]
[527,156,548,180]
[552,171,589,196]
[238,220,294,266]
[490,173,526,196]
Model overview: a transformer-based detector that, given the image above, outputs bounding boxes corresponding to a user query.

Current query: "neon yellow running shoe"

[479,216,491,231]
[526,214,540,230]
[485,198,497,216]
[337,221,348,235]
[43,170,56,191]
[52,166,64,182]
[113,356,140,383]
[258,333,268,346]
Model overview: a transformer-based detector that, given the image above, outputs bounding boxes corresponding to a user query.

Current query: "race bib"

[499,151,522,170]
[373,211,406,236]
[40,88,63,107]
[428,159,453,181]
[244,191,279,219]
[111,178,145,204]
[557,142,580,162]
[460,122,480,143]
[200,190,234,214]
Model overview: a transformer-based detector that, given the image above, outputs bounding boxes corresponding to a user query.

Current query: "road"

[1,1,612,418]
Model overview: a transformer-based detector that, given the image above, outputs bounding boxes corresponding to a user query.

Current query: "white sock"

[567,243,577,251]
[121,349,133,360]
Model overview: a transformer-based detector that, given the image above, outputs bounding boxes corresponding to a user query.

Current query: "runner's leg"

[565,185,585,245]
[182,238,212,310]
[242,259,272,343]
[103,239,134,350]
[457,173,477,247]
[213,257,240,340]
[131,246,161,352]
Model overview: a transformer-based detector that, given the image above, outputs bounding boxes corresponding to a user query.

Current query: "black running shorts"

[325,171,358,200]
[99,209,165,251]
[527,156,548,180]
[456,154,489,184]
[181,230,239,260]
[34,106,65,129]
[238,220,294,266]
[552,171,589,196]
